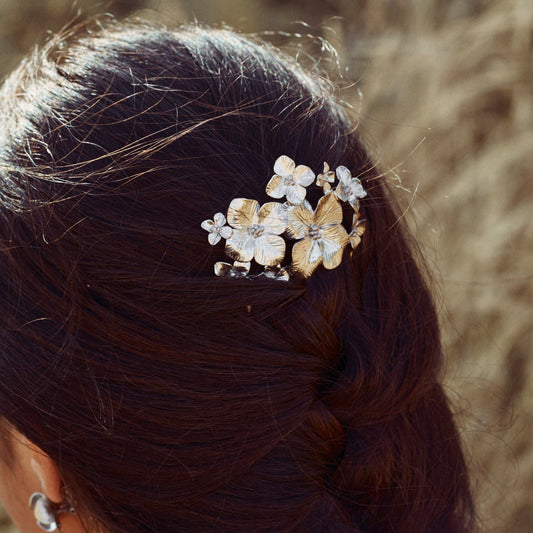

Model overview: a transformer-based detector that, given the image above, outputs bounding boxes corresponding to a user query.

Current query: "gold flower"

[225,198,287,266]
[265,155,315,205]
[316,162,335,193]
[285,193,349,277]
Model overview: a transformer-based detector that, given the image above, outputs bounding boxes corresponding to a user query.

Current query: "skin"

[0,426,85,533]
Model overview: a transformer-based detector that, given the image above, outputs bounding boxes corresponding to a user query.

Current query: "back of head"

[0,20,474,532]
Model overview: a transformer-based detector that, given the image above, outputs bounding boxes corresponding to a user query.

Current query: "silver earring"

[29,492,59,531]
[29,492,75,532]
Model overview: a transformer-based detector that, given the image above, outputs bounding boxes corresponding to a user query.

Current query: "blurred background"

[0,0,531,531]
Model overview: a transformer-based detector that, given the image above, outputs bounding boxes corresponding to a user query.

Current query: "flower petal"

[349,220,365,248]
[349,233,362,248]
[214,262,232,277]
[350,180,367,199]
[254,234,286,266]
[308,240,323,264]
[321,241,345,270]
[265,175,287,199]
[225,231,256,262]
[285,184,306,205]
[213,212,226,226]
[263,266,290,281]
[220,226,233,239]
[321,224,349,249]
[293,165,315,187]
[335,165,352,184]
[315,192,343,227]
[233,261,251,275]
[201,219,214,231]
[286,201,314,239]
[208,232,221,245]
[227,198,259,230]
[320,225,348,269]
[292,238,321,278]
[273,155,295,177]
[258,202,287,235]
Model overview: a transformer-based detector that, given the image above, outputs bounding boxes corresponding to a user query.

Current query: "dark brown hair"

[0,20,474,532]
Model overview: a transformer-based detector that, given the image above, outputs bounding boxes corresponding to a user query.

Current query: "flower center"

[283,175,296,187]
[308,224,321,240]
[248,223,265,238]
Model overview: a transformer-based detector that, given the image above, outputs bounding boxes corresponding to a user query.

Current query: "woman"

[0,19,475,532]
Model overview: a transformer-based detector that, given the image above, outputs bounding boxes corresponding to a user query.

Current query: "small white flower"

[334,166,367,210]
[265,155,315,205]
[201,212,233,245]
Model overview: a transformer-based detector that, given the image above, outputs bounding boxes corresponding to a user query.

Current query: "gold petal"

[225,231,255,262]
[265,175,286,199]
[227,198,259,230]
[258,202,287,235]
[321,224,349,249]
[214,262,232,277]
[349,220,365,248]
[254,234,286,266]
[349,233,362,248]
[292,238,321,278]
[315,192,343,227]
[285,202,314,239]
[293,165,315,187]
[321,242,345,270]
[273,155,295,177]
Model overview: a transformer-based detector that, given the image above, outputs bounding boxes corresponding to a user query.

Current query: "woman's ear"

[28,442,63,503]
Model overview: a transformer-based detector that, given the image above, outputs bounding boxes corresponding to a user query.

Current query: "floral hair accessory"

[202,155,367,281]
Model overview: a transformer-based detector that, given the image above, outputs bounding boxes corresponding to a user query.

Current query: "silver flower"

[214,260,251,278]
[265,155,315,205]
[225,198,287,266]
[316,162,336,194]
[262,265,290,282]
[334,166,367,210]
[201,212,233,245]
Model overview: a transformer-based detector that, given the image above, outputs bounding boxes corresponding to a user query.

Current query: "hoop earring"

[29,492,75,532]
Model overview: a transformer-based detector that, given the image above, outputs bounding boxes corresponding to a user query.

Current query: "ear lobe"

[29,444,63,504]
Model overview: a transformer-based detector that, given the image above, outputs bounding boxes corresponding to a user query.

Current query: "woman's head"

[0,20,474,532]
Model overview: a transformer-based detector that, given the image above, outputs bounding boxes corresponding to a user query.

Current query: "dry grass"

[0,0,531,531]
